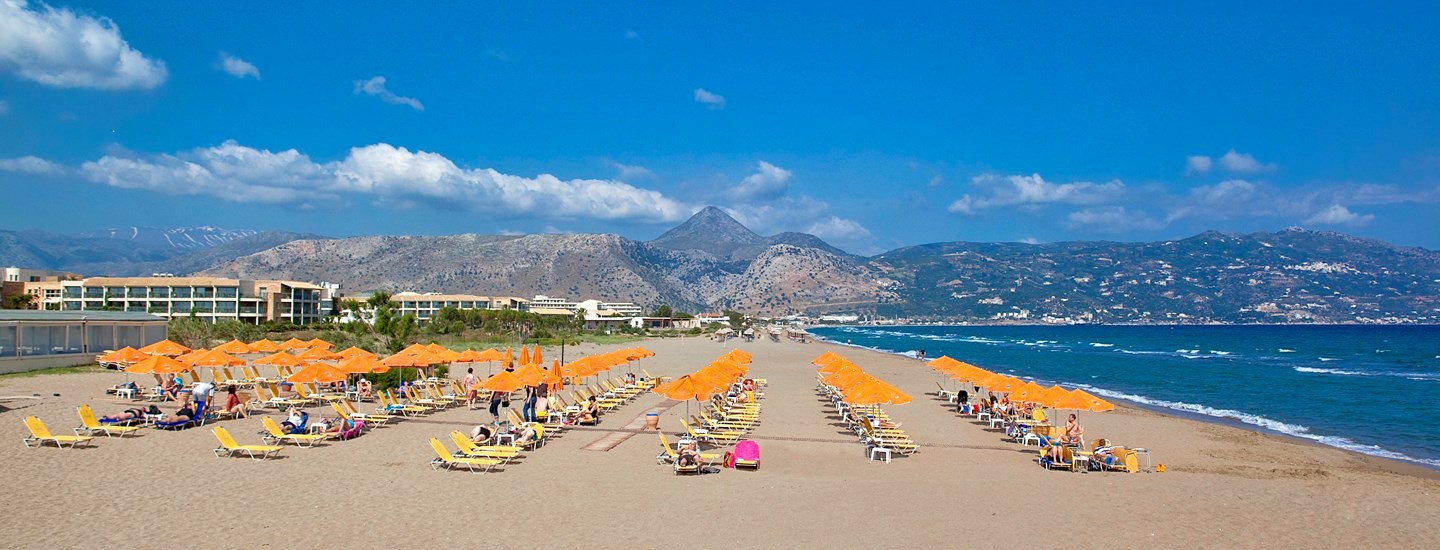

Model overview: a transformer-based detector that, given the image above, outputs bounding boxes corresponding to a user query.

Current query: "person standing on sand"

[522,384,539,422]
[462,368,477,408]
[488,390,503,422]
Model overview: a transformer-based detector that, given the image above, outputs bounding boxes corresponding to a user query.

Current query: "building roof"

[530,308,576,316]
[394,293,491,302]
[274,280,323,290]
[84,276,244,286]
[0,310,168,323]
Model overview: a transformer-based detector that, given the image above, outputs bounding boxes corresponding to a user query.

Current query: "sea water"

[808,325,1440,468]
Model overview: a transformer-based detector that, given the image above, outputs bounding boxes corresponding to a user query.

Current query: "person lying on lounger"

[677,440,702,468]
[280,407,308,434]
[158,395,196,424]
[512,425,539,447]
[469,423,495,445]
[101,405,162,423]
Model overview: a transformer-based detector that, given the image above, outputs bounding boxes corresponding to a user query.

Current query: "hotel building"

[58,277,336,325]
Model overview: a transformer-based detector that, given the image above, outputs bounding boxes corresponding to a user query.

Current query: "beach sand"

[2,337,1438,549]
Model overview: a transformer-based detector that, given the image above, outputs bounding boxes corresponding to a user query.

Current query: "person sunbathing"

[356,378,373,401]
[159,395,196,424]
[222,386,248,418]
[469,423,495,445]
[280,407,308,434]
[677,440,702,468]
[159,377,179,401]
[512,425,539,447]
[101,405,159,423]
[1060,414,1085,446]
[578,396,600,424]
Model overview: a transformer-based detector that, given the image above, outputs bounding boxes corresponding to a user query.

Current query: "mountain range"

[3,208,1437,323]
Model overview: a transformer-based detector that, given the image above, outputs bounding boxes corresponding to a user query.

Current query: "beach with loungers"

[3,336,1440,548]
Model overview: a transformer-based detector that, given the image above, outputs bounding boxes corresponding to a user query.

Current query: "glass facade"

[217,286,237,298]
[172,287,191,298]
[0,326,15,357]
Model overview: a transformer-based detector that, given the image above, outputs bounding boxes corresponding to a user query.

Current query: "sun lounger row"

[817,379,918,463]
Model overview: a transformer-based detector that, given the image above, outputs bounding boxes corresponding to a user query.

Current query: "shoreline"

[807,333,1440,478]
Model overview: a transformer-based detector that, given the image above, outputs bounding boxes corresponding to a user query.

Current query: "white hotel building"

[59,277,336,325]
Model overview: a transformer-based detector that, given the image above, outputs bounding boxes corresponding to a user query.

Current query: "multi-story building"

[1,267,80,309]
[395,292,491,321]
[58,276,334,325]
[529,295,578,311]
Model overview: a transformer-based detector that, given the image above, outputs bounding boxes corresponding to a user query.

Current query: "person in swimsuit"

[100,406,154,423]
[1061,414,1084,446]
[469,424,495,445]
[159,394,196,423]
[222,386,248,418]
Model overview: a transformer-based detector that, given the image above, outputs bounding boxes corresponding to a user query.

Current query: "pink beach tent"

[733,439,760,469]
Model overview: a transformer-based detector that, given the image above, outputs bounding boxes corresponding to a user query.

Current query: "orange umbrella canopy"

[1009,381,1048,404]
[926,355,963,372]
[126,355,191,374]
[517,345,531,367]
[474,370,524,393]
[454,349,485,363]
[474,348,504,362]
[380,353,430,368]
[296,347,342,361]
[213,339,253,355]
[514,362,561,387]
[504,347,514,366]
[843,377,912,405]
[101,346,149,364]
[812,351,842,365]
[652,374,723,401]
[288,362,347,384]
[338,356,388,374]
[249,339,281,353]
[176,348,209,364]
[278,337,309,351]
[1053,389,1116,412]
[255,352,307,367]
[948,365,993,384]
[1038,385,1070,407]
[559,356,595,378]
[532,344,542,366]
[548,360,565,391]
[306,338,334,350]
[186,349,246,368]
[337,346,377,361]
[139,339,191,357]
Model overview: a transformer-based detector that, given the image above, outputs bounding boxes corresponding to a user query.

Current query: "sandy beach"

[3,336,1439,549]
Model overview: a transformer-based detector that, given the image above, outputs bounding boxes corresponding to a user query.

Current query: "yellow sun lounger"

[429,438,501,473]
[260,416,327,447]
[23,415,93,448]
[448,431,523,464]
[657,431,721,465]
[75,404,139,438]
[212,426,284,460]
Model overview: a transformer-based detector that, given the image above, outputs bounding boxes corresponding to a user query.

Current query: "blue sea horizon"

[808,324,1440,468]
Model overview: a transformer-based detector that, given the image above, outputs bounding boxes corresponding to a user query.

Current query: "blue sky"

[2,1,1438,255]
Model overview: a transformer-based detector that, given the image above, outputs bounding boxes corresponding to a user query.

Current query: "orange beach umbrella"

[125,355,191,374]
[288,362,347,384]
[474,370,524,393]
[101,346,149,364]
[249,339,281,353]
[213,339,253,355]
[139,339,191,357]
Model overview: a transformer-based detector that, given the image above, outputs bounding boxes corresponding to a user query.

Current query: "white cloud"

[733,161,792,201]
[1185,155,1212,175]
[0,0,166,90]
[485,48,510,62]
[0,155,62,174]
[1018,237,1041,245]
[1304,204,1373,226]
[948,173,1125,214]
[1219,149,1275,173]
[693,88,725,109]
[353,76,423,111]
[0,99,8,115]
[62,140,690,223]
[625,29,639,40]
[218,52,259,79]
[609,162,655,181]
[1066,207,1161,232]
[805,216,873,245]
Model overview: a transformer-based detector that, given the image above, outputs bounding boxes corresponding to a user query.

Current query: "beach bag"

[723,451,735,468]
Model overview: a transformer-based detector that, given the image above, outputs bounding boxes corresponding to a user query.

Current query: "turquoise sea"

[808,325,1440,468]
